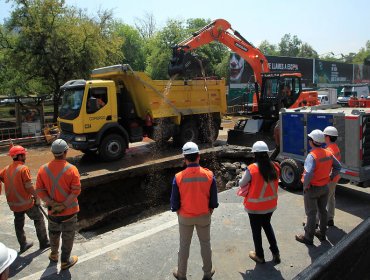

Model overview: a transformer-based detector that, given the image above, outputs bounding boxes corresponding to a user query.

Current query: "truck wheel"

[173,120,199,146]
[280,158,303,191]
[99,134,126,161]
[199,119,220,143]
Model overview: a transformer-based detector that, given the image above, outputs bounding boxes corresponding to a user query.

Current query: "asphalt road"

[1,182,370,280]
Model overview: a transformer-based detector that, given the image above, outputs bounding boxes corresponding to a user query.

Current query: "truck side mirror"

[87,97,99,114]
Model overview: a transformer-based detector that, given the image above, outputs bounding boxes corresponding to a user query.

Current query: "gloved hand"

[51,203,66,214]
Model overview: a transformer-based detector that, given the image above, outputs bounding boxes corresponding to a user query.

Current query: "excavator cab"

[168,46,205,78]
[258,72,302,118]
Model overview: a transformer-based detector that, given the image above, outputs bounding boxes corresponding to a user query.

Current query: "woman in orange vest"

[238,141,280,264]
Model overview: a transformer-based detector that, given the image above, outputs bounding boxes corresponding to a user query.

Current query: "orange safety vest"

[307,148,334,187]
[36,161,80,216]
[326,143,341,183]
[243,162,280,214]
[1,163,34,212]
[175,166,213,217]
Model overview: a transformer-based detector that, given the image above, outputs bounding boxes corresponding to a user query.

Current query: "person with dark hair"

[323,126,341,226]
[296,130,341,245]
[171,142,218,280]
[238,141,281,264]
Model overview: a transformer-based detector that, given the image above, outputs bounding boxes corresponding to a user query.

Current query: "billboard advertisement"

[314,60,353,85]
[354,64,370,83]
[266,56,314,87]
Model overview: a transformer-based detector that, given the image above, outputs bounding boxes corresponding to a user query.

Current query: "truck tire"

[280,158,303,191]
[199,119,220,143]
[173,120,199,146]
[99,134,126,161]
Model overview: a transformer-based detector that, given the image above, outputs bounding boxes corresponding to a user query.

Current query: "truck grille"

[60,122,73,133]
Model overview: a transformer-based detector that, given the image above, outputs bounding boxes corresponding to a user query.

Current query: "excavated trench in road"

[76,147,255,237]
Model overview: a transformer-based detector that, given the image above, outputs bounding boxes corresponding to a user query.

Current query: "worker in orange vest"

[170,142,218,280]
[36,139,81,270]
[323,126,341,227]
[0,145,49,253]
[295,130,341,245]
[238,141,281,264]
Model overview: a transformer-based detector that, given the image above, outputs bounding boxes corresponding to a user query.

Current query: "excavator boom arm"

[170,19,269,86]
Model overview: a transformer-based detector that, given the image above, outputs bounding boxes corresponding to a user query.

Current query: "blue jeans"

[248,212,279,258]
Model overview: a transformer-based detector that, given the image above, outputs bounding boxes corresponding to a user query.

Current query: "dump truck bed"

[91,65,227,124]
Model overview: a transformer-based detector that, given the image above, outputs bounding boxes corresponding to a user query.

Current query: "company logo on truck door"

[234,42,248,52]
[89,116,106,121]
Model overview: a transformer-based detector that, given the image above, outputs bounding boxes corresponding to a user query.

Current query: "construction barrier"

[294,217,370,280]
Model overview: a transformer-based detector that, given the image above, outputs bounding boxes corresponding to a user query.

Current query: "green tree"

[145,19,187,79]
[1,0,123,120]
[353,40,370,64]
[258,40,279,56]
[278,34,302,57]
[113,22,146,71]
[297,42,318,58]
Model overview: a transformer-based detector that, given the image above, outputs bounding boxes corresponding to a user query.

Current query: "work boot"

[172,269,187,280]
[327,220,334,227]
[272,253,281,264]
[314,229,326,241]
[48,252,59,262]
[20,241,34,253]
[202,269,215,280]
[61,256,78,270]
[295,234,313,245]
[249,251,265,264]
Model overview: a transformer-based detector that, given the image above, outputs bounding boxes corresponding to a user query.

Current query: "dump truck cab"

[58,78,130,161]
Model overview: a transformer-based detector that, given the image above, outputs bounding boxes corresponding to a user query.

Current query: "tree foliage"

[0,0,123,120]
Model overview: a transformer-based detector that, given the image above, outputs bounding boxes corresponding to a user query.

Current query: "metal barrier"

[294,217,370,280]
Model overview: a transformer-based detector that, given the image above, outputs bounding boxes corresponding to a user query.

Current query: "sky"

[0,0,369,56]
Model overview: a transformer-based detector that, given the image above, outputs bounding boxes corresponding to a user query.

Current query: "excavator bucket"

[168,47,205,78]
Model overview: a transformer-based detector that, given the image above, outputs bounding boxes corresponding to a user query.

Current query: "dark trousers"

[48,214,77,262]
[248,212,279,259]
[304,185,329,241]
[14,205,49,248]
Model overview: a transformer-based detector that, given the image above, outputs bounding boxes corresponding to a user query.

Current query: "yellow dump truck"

[58,64,227,161]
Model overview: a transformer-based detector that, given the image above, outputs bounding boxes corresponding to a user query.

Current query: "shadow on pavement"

[9,249,44,278]
[335,184,370,220]
[240,262,284,279]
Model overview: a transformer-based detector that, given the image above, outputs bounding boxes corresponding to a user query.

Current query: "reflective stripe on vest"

[5,165,33,207]
[243,163,279,214]
[309,149,333,186]
[42,163,72,203]
[327,143,341,161]
[247,181,277,203]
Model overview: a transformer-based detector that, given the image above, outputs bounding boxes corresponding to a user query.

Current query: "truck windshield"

[59,87,84,120]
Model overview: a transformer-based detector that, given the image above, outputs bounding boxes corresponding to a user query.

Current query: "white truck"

[317,88,337,105]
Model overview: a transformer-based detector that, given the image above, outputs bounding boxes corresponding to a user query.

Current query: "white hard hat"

[251,141,269,153]
[308,129,325,144]
[323,126,338,137]
[182,142,199,155]
[51,139,69,155]
[0,242,17,274]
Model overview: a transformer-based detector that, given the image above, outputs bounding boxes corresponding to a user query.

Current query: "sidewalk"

[1,183,369,280]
